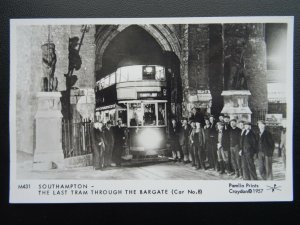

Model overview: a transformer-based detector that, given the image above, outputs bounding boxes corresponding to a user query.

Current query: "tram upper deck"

[95,65,169,155]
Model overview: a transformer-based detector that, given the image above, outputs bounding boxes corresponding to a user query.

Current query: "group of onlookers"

[169,108,280,180]
[90,118,126,170]
[90,107,286,180]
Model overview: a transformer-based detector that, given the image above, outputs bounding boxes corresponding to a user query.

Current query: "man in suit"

[90,122,106,170]
[280,121,287,169]
[223,115,232,174]
[104,121,115,167]
[190,107,205,127]
[240,121,257,180]
[229,119,242,178]
[179,118,191,163]
[190,121,206,170]
[112,118,125,166]
[208,115,219,171]
[257,120,275,180]
[216,122,230,175]
[169,118,182,161]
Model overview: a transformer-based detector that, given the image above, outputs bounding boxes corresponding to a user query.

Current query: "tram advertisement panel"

[9,17,293,203]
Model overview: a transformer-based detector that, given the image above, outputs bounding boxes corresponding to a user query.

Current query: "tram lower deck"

[121,100,167,156]
[95,65,170,157]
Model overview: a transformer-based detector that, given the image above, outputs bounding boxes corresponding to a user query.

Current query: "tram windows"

[158,103,166,125]
[118,110,127,126]
[143,66,156,80]
[110,73,116,85]
[155,67,165,81]
[128,103,143,126]
[119,67,128,82]
[129,66,142,81]
[143,103,156,126]
[104,76,110,87]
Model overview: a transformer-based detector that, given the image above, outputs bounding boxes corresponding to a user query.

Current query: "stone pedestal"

[221,90,252,122]
[186,89,212,115]
[33,92,64,170]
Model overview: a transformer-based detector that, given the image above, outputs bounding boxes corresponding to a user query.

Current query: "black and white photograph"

[9,17,293,203]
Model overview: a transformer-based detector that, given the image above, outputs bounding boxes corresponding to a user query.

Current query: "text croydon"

[39,184,88,189]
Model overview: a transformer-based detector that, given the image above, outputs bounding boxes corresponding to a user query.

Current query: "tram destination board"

[9,17,294,203]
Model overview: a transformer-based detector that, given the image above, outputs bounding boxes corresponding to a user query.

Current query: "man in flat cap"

[179,117,191,163]
[240,121,258,180]
[229,119,243,178]
[216,122,230,175]
[257,120,275,180]
[223,115,233,174]
[208,115,219,171]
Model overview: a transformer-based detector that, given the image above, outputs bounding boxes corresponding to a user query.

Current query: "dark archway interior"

[96,25,165,80]
[96,25,182,121]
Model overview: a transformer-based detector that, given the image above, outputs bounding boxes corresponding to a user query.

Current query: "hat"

[230,119,237,123]
[244,121,252,125]
[224,115,230,119]
[181,117,188,121]
[216,122,224,126]
[257,120,266,125]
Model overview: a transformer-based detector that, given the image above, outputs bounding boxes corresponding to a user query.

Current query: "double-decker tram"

[95,64,168,158]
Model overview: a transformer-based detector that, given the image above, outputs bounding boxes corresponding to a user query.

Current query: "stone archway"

[95,24,181,71]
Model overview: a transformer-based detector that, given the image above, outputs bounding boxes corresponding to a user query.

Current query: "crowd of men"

[169,108,277,180]
[90,118,126,170]
[89,107,284,181]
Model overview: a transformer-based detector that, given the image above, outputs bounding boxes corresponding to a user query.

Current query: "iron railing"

[62,119,93,158]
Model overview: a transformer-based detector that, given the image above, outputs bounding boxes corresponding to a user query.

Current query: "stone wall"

[208,24,224,115]
[224,24,268,111]
[16,25,95,154]
[184,25,211,115]
[188,24,209,91]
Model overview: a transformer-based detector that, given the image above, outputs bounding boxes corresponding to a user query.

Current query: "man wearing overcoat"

[240,122,257,180]
[257,120,275,180]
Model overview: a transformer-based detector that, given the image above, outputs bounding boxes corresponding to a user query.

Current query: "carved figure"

[41,43,58,91]
[68,37,82,73]
[225,40,248,90]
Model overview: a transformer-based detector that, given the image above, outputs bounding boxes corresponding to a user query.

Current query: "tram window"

[110,73,116,85]
[120,67,128,82]
[158,103,166,125]
[143,103,156,126]
[155,67,165,81]
[127,66,142,81]
[116,69,121,83]
[99,78,105,90]
[104,76,110,88]
[118,110,127,126]
[143,66,156,80]
[128,103,143,126]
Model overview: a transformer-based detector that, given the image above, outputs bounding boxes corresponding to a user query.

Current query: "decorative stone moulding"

[221,90,252,122]
[187,89,212,114]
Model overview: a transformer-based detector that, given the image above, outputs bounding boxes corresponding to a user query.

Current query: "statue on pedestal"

[224,39,248,90]
[41,43,58,91]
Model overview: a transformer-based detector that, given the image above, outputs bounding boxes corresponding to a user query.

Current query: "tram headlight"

[138,128,162,149]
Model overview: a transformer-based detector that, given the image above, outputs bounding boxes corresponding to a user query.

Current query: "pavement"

[16,151,285,180]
